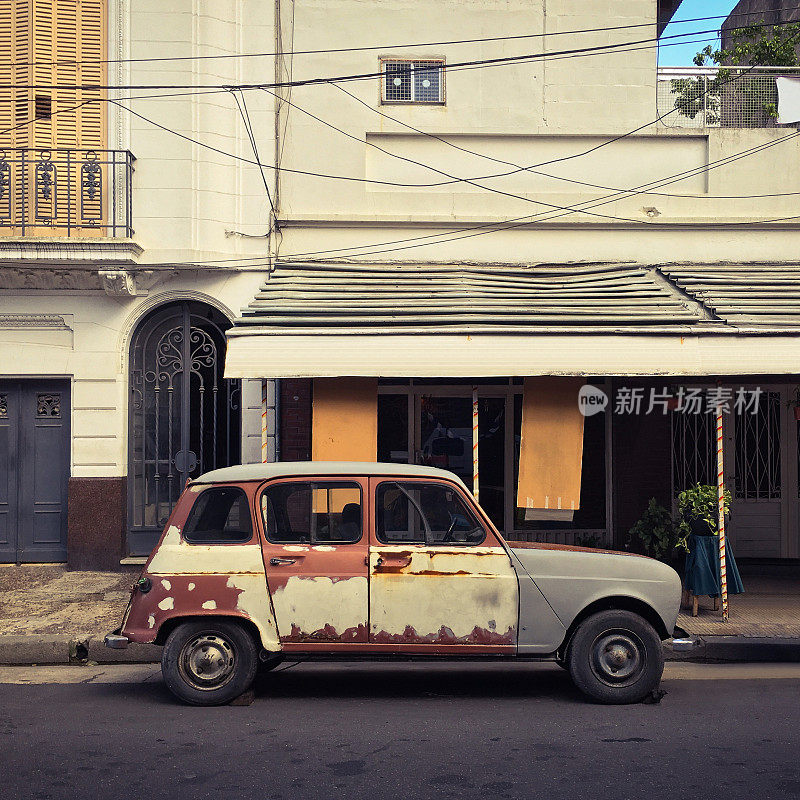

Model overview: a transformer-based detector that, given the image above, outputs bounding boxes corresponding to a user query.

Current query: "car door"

[368,477,518,652]
[258,477,369,649]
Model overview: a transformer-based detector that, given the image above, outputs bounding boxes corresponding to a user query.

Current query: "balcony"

[657,66,800,129]
[0,148,134,238]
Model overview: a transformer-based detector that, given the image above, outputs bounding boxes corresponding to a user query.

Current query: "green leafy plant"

[671,22,800,126]
[676,483,732,550]
[627,499,681,561]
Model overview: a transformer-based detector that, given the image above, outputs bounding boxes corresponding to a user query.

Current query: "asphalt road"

[2,662,799,800]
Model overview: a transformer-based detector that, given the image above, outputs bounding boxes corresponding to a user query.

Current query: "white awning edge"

[224,333,800,379]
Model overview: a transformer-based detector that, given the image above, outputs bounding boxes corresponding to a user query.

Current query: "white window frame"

[380,58,446,105]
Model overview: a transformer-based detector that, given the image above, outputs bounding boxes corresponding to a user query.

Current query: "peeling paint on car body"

[119,483,281,651]
[368,544,518,648]
[269,575,369,642]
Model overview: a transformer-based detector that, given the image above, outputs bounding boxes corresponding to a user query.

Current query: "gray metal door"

[0,380,71,563]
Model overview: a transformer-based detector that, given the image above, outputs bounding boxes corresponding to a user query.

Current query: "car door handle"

[375,555,412,569]
[270,557,297,566]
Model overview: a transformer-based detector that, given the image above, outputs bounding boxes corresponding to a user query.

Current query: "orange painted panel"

[516,377,586,518]
[312,378,378,461]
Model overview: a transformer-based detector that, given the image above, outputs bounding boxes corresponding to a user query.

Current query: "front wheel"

[567,610,664,704]
[161,620,259,706]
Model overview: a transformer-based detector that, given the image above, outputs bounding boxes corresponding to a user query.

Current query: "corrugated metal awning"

[225,262,800,378]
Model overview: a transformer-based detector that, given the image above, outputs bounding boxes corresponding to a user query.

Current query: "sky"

[658,0,739,66]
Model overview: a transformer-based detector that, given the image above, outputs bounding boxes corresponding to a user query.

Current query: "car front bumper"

[669,627,698,652]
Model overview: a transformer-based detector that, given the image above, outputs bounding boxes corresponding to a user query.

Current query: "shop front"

[224,261,800,561]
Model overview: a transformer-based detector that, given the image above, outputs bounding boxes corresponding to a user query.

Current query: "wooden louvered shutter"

[75,0,104,150]
[0,4,17,148]
[0,0,106,234]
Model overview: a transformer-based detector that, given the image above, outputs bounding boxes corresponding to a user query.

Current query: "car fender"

[121,525,281,651]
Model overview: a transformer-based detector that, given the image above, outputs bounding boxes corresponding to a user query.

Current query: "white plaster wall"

[124,0,277,265]
[0,271,265,479]
[273,0,800,263]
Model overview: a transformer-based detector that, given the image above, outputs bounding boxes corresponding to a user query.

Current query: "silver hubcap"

[590,631,645,686]
[179,634,236,691]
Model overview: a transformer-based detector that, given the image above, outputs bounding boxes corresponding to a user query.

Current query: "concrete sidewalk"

[1,564,799,665]
[0,564,160,664]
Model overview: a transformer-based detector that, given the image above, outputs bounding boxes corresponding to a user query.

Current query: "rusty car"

[106,462,684,705]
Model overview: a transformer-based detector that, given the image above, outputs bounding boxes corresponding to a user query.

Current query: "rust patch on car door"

[368,545,518,649]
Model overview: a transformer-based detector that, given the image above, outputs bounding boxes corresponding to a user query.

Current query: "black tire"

[161,620,259,706]
[567,610,664,705]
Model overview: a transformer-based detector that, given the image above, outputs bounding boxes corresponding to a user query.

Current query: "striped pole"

[472,386,479,502]
[261,379,269,464]
[715,400,729,621]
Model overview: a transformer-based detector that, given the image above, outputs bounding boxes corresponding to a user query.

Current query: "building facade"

[2,0,800,569]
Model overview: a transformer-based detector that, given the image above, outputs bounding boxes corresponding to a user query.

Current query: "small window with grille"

[381,59,445,104]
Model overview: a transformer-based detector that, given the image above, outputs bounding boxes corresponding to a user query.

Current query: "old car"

[106,462,684,706]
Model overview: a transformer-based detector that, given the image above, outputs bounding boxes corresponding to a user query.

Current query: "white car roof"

[191,461,469,491]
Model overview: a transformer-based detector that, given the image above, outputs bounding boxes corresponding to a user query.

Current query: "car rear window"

[183,487,253,544]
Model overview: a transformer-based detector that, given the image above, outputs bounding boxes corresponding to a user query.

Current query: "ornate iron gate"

[128,302,241,555]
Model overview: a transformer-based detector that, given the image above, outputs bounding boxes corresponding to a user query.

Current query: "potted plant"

[676,483,731,548]
[627,498,683,566]
[677,483,743,604]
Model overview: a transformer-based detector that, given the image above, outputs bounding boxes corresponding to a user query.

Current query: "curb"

[0,635,161,666]
[4,634,800,667]
[665,636,800,663]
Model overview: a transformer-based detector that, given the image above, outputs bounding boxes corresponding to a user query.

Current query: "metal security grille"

[382,59,444,103]
[657,67,800,129]
[734,391,781,500]
[671,400,716,494]
[128,302,241,556]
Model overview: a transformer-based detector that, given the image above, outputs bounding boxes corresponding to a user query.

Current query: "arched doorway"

[127,301,241,555]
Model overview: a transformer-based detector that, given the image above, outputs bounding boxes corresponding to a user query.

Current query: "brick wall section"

[611,381,672,549]
[279,378,312,461]
[67,477,126,571]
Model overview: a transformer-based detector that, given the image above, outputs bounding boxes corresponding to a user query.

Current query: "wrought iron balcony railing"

[657,66,800,129]
[0,148,134,237]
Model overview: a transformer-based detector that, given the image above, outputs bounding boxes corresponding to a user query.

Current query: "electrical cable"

[132,127,800,268]
[2,6,798,68]
[231,88,276,216]
[331,82,800,200]
[98,53,771,193]
[0,25,767,91]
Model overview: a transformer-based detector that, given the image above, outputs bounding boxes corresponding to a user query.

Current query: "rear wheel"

[567,610,664,704]
[161,620,258,706]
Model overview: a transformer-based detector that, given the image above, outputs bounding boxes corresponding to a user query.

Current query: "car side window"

[183,486,253,544]
[376,482,486,546]
[261,481,363,544]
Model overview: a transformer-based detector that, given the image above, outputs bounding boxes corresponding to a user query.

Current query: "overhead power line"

[331,82,800,200]
[132,128,800,269]
[0,33,722,105]
[0,24,769,91]
[97,52,762,192]
[2,6,799,68]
